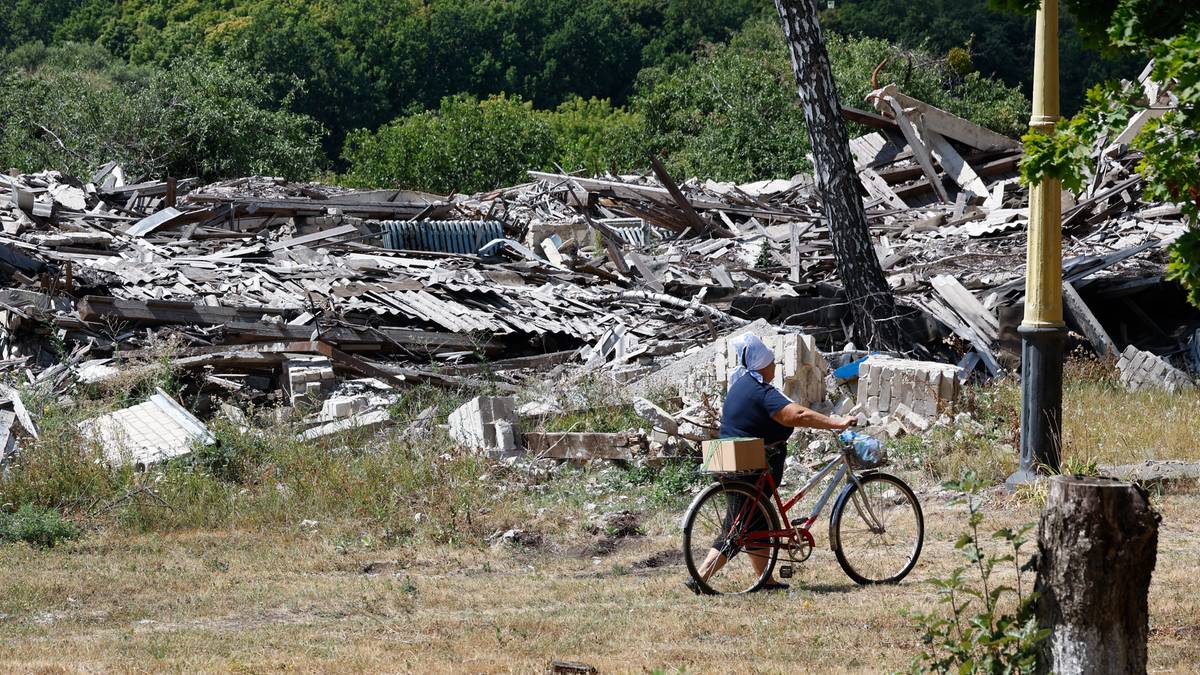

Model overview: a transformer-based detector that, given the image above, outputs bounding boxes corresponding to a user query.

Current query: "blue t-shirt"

[719,375,794,445]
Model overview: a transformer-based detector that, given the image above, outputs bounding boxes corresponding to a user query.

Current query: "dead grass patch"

[0,489,1196,672]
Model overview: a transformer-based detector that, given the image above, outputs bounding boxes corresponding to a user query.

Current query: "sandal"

[684,577,715,595]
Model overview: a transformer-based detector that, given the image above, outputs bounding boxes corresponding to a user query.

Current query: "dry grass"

[3,361,1199,671]
[1061,365,1200,466]
[1,483,1198,673]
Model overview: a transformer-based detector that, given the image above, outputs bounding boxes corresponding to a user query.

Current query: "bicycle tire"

[682,480,781,595]
[829,472,924,585]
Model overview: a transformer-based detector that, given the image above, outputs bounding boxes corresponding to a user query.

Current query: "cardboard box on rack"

[701,437,766,473]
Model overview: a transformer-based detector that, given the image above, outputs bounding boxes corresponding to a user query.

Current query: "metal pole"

[1009,0,1064,487]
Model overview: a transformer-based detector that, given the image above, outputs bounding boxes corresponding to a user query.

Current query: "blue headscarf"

[728,333,775,387]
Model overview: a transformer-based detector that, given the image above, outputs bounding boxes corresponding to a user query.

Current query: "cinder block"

[448,395,521,456]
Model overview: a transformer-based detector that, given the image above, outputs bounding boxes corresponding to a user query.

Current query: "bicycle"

[681,433,924,595]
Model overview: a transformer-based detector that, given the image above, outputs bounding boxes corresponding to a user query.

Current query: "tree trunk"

[772,0,910,352]
[1035,476,1159,674]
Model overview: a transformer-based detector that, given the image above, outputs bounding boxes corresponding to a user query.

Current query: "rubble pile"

[0,71,1196,466]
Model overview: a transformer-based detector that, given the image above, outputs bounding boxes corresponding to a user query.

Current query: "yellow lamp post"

[1010,0,1065,485]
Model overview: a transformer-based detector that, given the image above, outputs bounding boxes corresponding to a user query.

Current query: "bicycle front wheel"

[830,472,924,585]
[682,481,780,595]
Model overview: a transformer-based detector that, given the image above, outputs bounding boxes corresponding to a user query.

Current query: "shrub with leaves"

[907,471,1048,673]
[0,503,80,548]
[1010,2,1200,307]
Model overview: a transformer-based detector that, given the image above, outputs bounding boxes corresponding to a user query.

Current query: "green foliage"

[342,94,648,193]
[0,503,81,548]
[823,0,1144,115]
[636,19,1028,182]
[46,0,761,155]
[755,240,773,269]
[604,460,708,508]
[543,97,647,175]
[1018,124,1092,191]
[0,44,324,180]
[1018,77,1144,188]
[341,94,557,193]
[1167,230,1200,308]
[907,471,1049,673]
[1016,3,1200,306]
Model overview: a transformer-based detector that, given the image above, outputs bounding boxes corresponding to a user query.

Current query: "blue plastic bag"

[839,430,885,467]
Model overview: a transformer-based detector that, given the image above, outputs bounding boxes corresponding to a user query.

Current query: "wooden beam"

[870,84,1020,151]
[882,95,950,203]
[76,296,484,354]
[924,130,989,199]
[626,251,665,293]
[266,224,359,252]
[841,105,899,130]
[647,154,728,238]
[1061,282,1117,357]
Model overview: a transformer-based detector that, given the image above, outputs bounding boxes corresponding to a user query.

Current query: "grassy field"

[1,360,1199,672]
[2,485,1198,673]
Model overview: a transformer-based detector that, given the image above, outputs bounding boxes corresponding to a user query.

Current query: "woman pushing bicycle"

[685,332,855,595]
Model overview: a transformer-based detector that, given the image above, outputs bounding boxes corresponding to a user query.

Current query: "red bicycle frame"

[717,447,860,552]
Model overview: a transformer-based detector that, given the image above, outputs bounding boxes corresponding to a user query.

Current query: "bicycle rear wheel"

[682,481,781,595]
[830,472,924,585]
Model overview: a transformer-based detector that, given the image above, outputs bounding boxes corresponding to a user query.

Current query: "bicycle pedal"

[778,565,793,579]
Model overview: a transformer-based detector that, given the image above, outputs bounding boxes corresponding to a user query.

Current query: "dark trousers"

[713,442,787,555]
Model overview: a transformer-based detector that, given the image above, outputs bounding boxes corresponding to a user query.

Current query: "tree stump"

[1035,476,1159,674]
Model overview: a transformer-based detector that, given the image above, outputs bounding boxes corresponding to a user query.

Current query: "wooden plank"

[647,154,727,238]
[882,95,949,203]
[1062,281,1117,358]
[266,224,358,252]
[841,105,899,130]
[76,296,484,353]
[924,130,989,199]
[871,84,1020,151]
[931,275,998,340]
[914,296,1001,376]
[789,222,801,283]
[311,340,408,388]
[79,296,286,325]
[858,167,908,210]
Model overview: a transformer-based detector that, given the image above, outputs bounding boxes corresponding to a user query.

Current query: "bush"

[543,97,647,175]
[0,503,80,548]
[907,471,1048,673]
[341,94,558,193]
[635,19,1030,182]
[0,44,325,180]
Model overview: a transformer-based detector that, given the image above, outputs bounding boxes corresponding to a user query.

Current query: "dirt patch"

[631,548,683,570]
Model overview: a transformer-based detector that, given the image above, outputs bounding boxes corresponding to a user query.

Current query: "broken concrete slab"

[300,409,392,441]
[448,396,520,456]
[523,430,644,460]
[79,387,214,468]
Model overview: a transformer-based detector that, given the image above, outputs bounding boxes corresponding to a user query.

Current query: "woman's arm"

[771,403,854,430]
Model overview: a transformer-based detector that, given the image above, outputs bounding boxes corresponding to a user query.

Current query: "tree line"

[1,0,1127,194]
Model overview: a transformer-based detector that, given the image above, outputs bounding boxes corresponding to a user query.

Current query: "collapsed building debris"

[0,70,1195,466]
[78,388,214,468]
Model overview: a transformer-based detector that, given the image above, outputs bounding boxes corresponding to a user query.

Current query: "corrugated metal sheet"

[379,220,504,255]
